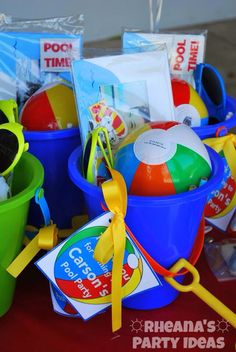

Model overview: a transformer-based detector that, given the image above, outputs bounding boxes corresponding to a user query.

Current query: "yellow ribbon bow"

[94,168,127,332]
[7,215,89,278]
[204,133,236,217]
[7,224,58,278]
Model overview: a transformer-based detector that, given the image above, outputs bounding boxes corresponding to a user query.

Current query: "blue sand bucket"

[68,146,224,309]
[24,128,85,229]
[193,96,236,139]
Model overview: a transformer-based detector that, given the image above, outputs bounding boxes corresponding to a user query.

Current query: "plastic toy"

[114,121,212,196]
[82,127,113,185]
[194,63,226,122]
[171,78,208,127]
[20,81,78,131]
[165,258,236,328]
[0,123,28,176]
[0,99,18,124]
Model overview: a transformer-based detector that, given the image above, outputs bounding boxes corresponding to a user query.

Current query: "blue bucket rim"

[68,145,224,207]
[193,96,236,138]
[23,127,80,141]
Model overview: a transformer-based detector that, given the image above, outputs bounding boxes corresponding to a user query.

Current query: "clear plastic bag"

[123,29,207,85]
[71,46,175,185]
[0,13,84,34]
[71,45,175,147]
[204,238,236,281]
[0,13,84,112]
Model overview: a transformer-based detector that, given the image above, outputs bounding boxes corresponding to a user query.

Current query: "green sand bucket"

[0,152,44,316]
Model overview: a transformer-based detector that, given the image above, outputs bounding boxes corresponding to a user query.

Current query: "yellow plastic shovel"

[165,258,236,328]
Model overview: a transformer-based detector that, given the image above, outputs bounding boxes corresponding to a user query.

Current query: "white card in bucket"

[36,212,161,321]
[71,49,175,146]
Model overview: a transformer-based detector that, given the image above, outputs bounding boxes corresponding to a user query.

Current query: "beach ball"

[114,121,212,196]
[171,78,209,127]
[20,81,78,131]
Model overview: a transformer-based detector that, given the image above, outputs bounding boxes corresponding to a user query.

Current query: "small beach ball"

[20,81,78,131]
[114,121,212,196]
[171,78,209,127]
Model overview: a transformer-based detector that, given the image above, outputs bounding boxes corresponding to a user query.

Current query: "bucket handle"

[34,187,51,226]
[24,187,51,245]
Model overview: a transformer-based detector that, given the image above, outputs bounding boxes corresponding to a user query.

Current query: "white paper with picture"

[72,49,175,147]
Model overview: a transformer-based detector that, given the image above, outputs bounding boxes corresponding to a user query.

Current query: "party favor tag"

[50,284,81,317]
[36,212,161,320]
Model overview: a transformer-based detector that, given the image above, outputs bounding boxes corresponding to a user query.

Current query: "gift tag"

[49,284,81,317]
[36,212,161,321]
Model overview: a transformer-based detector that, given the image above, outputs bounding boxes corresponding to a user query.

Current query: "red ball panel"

[129,162,176,196]
[21,91,58,131]
[171,79,190,106]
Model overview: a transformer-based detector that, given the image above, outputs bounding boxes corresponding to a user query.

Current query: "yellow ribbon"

[7,214,89,278]
[7,224,58,278]
[204,133,236,217]
[94,168,127,332]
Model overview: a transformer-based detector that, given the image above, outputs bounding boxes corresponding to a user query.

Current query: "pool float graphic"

[89,100,128,145]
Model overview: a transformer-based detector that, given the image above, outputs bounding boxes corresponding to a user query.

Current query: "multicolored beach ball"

[114,121,212,196]
[171,78,209,127]
[20,81,78,131]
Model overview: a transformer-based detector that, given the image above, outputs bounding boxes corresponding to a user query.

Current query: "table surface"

[1,238,235,352]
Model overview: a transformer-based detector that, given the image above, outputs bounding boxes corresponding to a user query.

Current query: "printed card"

[71,49,175,146]
[49,284,81,317]
[206,209,235,233]
[36,212,161,320]
[205,157,236,232]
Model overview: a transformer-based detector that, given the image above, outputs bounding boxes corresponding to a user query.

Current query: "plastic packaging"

[148,0,164,33]
[205,238,236,281]
[0,13,84,111]
[72,46,175,148]
[123,29,207,85]
[71,46,175,185]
